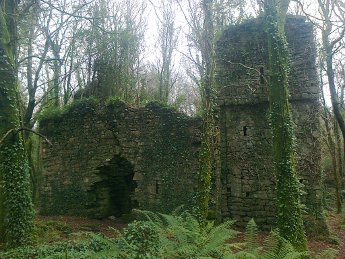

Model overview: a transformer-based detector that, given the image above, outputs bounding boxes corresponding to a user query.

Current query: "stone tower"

[216,16,326,233]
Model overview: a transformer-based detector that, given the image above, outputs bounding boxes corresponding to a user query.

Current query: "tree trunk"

[318,0,345,189]
[321,75,343,214]
[334,120,343,210]
[0,0,34,247]
[52,58,61,107]
[264,0,307,251]
[325,42,345,152]
[195,0,221,223]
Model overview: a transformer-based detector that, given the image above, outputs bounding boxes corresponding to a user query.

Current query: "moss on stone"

[39,97,99,126]
[39,102,201,217]
[215,14,324,242]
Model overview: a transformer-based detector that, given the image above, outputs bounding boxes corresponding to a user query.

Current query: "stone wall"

[217,16,319,106]
[39,16,326,233]
[216,16,326,232]
[39,99,201,218]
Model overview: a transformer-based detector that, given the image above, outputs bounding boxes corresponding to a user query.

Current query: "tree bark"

[334,119,343,211]
[318,0,345,189]
[321,70,343,213]
[194,0,217,222]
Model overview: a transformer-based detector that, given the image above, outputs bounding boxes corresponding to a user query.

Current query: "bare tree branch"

[0,127,52,146]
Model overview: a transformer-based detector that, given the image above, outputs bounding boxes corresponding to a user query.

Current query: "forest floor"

[306,211,345,258]
[36,211,345,258]
[35,215,126,242]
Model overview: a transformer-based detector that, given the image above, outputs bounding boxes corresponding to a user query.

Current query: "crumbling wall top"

[216,16,319,106]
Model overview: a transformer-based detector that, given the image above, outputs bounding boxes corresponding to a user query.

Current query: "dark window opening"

[243,126,248,136]
[88,156,137,219]
[155,180,161,194]
[260,66,265,84]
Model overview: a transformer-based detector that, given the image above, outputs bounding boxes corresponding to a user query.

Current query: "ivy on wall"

[264,0,307,251]
[39,99,202,217]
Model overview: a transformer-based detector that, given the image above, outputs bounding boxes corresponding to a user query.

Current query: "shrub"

[118,220,160,258]
[39,96,99,123]
[0,234,111,259]
[105,96,126,107]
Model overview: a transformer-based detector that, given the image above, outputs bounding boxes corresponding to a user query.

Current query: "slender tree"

[194,0,217,222]
[21,5,51,128]
[0,0,34,247]
[152,0,179,104]
[264,0,307,251]
[84,0,146,102]
[317,0,345,195]
[177,0,246,222]
[320,71,342,213]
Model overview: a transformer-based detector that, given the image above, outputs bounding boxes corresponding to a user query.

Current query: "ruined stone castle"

[39,16,325,232]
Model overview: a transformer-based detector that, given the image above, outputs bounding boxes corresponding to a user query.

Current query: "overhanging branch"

[0,127,52,146]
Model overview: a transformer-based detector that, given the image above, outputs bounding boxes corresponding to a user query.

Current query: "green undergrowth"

[39,96,194,125]
[144,100,178,110]
[0,234,111,259]
[106,95,196,116]
[32,220,73,244]
[105,96,127,108]
[0,219,114,258]
[0,211,339,258]
[39,96,99,123]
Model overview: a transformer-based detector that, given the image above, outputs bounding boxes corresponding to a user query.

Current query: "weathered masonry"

[39,15,326,233]
[39,100,201,218]
[216,16,325,232]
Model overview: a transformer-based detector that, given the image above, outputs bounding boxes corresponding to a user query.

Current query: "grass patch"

[32,220,73,244]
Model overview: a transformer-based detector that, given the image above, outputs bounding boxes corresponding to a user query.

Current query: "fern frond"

[200,220,239,256]
[159,212,183,227]
[171,205,187,216]
[229,250,258,258]
[244,219,259,254]
[131,209,166,228]
[283,251,309,259]
[113,209,243,258]
[223,253,237,259]
[261,231,306,259]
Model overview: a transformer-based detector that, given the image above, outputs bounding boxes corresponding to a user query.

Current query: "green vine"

[0,1,34,247]
[0,142,34,247]
[195,136,213,222]
[264,0,307,251]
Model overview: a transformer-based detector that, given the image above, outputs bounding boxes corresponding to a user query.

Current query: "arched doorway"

[88,156,137,218]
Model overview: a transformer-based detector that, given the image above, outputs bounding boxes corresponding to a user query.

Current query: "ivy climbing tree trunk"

[0,0,34,247]
[195,0,220,223]
[264,0,307,251]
